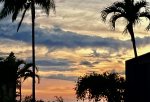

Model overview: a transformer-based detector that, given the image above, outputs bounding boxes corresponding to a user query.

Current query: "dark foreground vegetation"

[17,95,64,102]
[75,72,126,102]
[0,52,39,101]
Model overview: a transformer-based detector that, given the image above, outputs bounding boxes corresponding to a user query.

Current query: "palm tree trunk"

[127,23,138,57]
[31,0,36,101]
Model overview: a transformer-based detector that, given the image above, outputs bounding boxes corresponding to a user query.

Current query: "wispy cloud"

[79,60,100,68]
[43,74,77,81]
[36,59,72,66]
[80,60,95,67]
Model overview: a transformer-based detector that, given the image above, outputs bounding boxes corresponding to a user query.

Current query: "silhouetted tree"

[16,55,40,102]
[0,52,17,101]
[75,72,126,102]
[101,0,150,57]
[0,0,55,101]
[0,52,39,102]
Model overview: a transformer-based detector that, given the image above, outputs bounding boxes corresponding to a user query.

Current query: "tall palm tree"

[0,0,55,101]
[101,0,150,57]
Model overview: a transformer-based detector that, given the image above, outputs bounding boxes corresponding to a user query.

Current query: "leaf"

[17,3,30,32]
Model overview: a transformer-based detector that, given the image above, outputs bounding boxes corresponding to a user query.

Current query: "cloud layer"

[0,21,150,82]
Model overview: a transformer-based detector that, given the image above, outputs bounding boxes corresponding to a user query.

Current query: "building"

[125,53,150,102]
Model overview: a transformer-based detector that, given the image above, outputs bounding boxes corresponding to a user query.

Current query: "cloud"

[0,20,150,55]
[87,49,101,57]
[0,22,131,50]
[23,57,77,72]
[39,66,77,72]
[34,0,123,35]
[43,74,77,81]
[136,37,150,47]
[0,38,31,55]
[34,58,77,72]
[80,60,94,67]
[80,60,100,67]
[36,59,72,66]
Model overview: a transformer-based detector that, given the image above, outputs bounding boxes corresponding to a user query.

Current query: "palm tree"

[75,72,126,102]
[0,0,55,101]
[16,59,40,102]
[101,0,150,57]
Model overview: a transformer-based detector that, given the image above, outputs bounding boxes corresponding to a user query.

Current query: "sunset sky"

[0,0,150,101]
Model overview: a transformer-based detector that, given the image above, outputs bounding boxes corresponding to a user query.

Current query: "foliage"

[51,96,64,102]
[22,95,33,102]
[0,52,39,101]
[75,72,126,102]
[21,95,64,102]
[101,0,150,57]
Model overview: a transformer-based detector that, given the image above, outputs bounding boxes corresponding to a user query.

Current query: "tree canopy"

[75,72,126,102]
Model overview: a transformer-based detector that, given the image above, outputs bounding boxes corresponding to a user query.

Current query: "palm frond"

[110,13,124,30]
[133,17,141,26]
[0,0,15,19]
[139,12,150,30]
[101,2,125,22]
[17,63,33,74]
[19,69,33,77]
[17,3,30,32]
[35,74,40,83]
[123,25,128,34]
[0,0,5,2]
[16,59,25,67]
[12,0,29,22]
[125,0,134,4]
[18,69,32,77]
[0,7,12,19]
[114,1,126,9]
[22,73,33,81]
[46,0,56,14]
[49,0,56,13]
[12,10,19,22]
[134,0,148,12]
[17,62,39,78]
[35,0,55,15]
[22,72,40,83]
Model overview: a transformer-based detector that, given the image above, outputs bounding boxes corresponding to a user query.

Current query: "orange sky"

[21,78,76,101]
